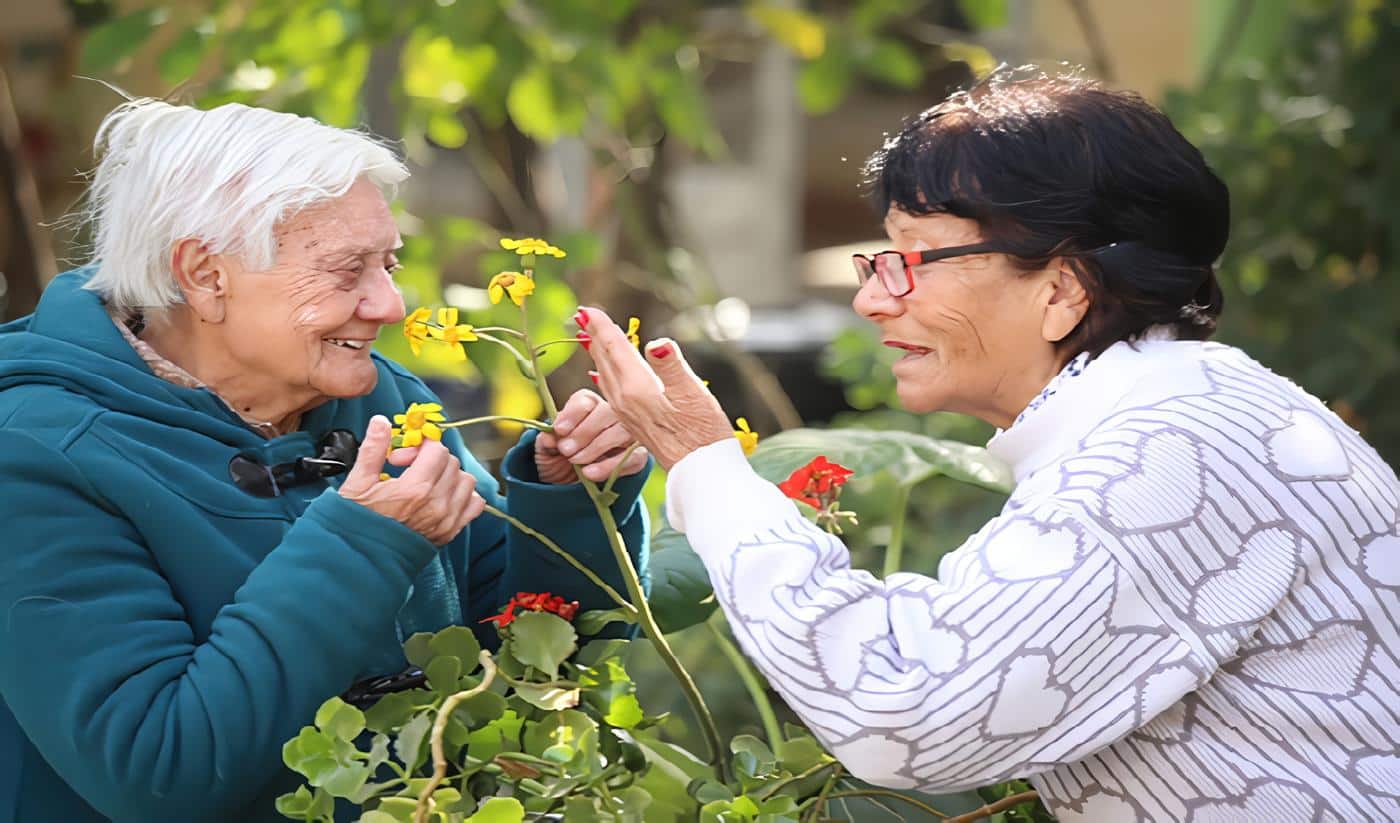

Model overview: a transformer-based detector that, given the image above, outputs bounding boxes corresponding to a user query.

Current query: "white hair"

[77,99,409,312]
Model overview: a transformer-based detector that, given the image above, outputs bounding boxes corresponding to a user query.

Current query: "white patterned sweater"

[665,338,1400,821]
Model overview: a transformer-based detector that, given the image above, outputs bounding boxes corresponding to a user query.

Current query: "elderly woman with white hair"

[0,100,649,822]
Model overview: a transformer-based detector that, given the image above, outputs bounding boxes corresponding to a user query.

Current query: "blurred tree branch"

[0,63,55,320]
[1065,0,1116,81]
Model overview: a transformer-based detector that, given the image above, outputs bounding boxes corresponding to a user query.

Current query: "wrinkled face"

[216,179,405,407]
[852,209,1053,424]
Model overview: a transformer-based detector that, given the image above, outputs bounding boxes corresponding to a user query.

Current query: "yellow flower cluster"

[402,307,477,360]
[488,272,536,307]
[733,417,758,456]
[500,236,566,259]
[625,317,641,347]
[392,402,446,448]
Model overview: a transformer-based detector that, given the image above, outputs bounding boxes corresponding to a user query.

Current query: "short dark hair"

[864,68,1230,359]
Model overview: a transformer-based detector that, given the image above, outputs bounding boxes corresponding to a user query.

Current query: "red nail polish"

[577,331,591,351]
[574,309,590,330]
[651,342,673,359]
[589,370,600,385]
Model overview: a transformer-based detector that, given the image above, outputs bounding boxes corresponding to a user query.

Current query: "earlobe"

[171,239,228,323]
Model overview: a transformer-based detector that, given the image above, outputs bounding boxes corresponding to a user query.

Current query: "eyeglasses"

[341,667,428,709]
[852,242,1009,297]
[228,429,359,498]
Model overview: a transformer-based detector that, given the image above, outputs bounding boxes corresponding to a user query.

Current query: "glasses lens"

[875,252,910,296]
[852,255,875,286]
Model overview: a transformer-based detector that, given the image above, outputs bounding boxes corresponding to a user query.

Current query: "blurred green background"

[1,0,1396,818]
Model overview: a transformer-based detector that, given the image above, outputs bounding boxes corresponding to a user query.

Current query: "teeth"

[326,338,366,350]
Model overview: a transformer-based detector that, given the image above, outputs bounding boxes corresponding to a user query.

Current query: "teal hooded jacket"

[0,272,650,822]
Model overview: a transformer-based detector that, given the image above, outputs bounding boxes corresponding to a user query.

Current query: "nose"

[852,266,903,322]
[357,266,406,325]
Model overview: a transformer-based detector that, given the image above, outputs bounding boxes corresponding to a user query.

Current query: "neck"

[973,356,1073,430]
[140,308,316,435]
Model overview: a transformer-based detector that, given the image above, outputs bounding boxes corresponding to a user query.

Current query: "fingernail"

[577,331,591,351]
[574,309,590,329]
[650,342,673,359]
[589,370,599,385]
[559,439,576,455]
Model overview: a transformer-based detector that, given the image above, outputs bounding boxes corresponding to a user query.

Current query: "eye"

[387,261,403,274]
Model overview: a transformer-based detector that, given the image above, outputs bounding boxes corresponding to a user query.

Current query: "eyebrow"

[315,241,404,264]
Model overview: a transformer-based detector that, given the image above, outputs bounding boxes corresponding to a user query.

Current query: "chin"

[316,367,380,399]
[895,383,946,415]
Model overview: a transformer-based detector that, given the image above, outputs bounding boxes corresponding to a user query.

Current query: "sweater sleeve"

[445,428,651,639]
[0,430,440,821]
[666,438,1217,792]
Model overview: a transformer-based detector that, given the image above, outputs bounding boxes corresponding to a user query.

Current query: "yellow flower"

[403,307,432,356]
[733,417,758,456]
[428,307,477,360]
[393,402,446,448]
[626,316,641,347]
[500,236,567,259]
[488,271,536,307]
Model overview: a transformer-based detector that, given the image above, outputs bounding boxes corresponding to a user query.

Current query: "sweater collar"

[987,327,1180,484]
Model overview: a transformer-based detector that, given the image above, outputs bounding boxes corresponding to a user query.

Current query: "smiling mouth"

[885,341,932,359]
[324,338,370,351]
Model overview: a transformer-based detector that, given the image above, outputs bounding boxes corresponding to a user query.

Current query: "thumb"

[644,338,706,394]
[345,415,392,487]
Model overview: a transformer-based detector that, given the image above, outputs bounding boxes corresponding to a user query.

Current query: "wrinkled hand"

[339,416,487,545]
[576,306,733,471]
[535,389,650,484]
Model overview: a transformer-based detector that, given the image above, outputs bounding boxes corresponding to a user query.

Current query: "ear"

[171,238,229,323]
[1041,259,1091,344]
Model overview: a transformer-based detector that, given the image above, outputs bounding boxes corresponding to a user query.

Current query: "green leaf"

[282,727,339,785]
[454,689,508,729]
[507,64,586,142]
[314,697,366,742]
[274,785,315,817]
[321,762,370,798]
[358,811,401,823]
[577,608,635,636]
[605,693,645,729]
[157,27,208,84]
[646,526,717,633]
[364,691,418,734]
[467,796,525,823]
[425,655,462,693]
[956,0,1009,30]
[574,638,630,668]
[749,5,826,59]
[749,427,1013,492]
[511,682,581,711]
[373,796,419,821]
[862,38,922,88]
[507,611,577,677]
[402,35,497,104]
[428,625,483,671]
[395,713,432,771]
[466,709,524,761]
[403,632,435,668]
[522,709,599,773]
[81,8,162,73]
[798,43,853,115]
[427,111,468,148]
[942,41,998,77]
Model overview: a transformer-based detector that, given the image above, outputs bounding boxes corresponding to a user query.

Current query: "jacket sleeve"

[0,429,441,821]
[666,438,1218,792]
[443,427,651,639]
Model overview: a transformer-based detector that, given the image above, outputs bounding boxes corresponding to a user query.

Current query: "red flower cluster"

[778,455,855,508]
[480,591,580,628]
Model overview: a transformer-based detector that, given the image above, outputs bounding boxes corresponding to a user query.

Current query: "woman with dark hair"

[577,72,1400,821]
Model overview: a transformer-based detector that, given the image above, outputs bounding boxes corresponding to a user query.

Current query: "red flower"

[480,591,581,628]
[778,456,855,509]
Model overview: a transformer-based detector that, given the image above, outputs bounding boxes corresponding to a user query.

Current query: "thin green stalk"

[441,414,552,432]
[482,503,637,617]
[532,337,586,353]
[601,442,643,497]
[518,294,725,780]
[755,760,838,802]
[416,651,498,823]
[471,326,526,337]
[825,788,947,817]
[800,766,843,823]
[708,617,783,757]
[474,330,536,375]
[882,484,912,578]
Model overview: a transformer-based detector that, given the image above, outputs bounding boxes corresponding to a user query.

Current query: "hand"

[576,306,733,471]
[339,416,487,545]
[535,389,650,483]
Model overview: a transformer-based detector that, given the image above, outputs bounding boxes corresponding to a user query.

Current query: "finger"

[570,420,633,465]
[577,306,653,396]
[620,444,650,476]
[552,389,600,438]
[535,431,561,457]
[444,471,479,535]
[644,337,710,394]
[344,416,392,487]
[461,491,488,524]
[400,438,451,485]
[557,400,617,460]
[387,446,420,466]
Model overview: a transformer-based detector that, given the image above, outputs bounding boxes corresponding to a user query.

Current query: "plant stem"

[474,330,536,376]
[708,617,783,757]
[416,650,498,823]
[518,295,559,421]
[581,476,727,781]
[532,337,585,353]
[882,484,912,578]
[801,767,843,823]
[441,414,552,432]
[823,788,947,817]
[472,325,526,337]
[600,442,643,497]
[756,760,838,802]
[482,503,637,617]
[944,790,1041,823]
